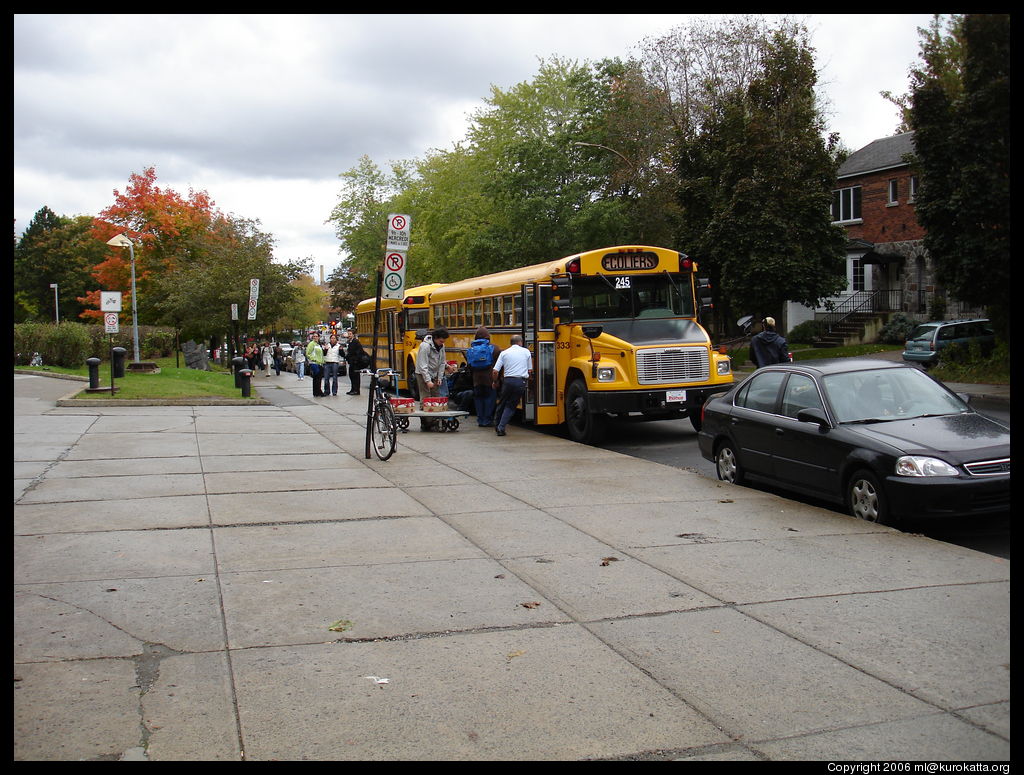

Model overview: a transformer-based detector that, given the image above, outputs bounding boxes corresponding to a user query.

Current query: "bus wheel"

[407,359,419,400]
[565,380,607,445]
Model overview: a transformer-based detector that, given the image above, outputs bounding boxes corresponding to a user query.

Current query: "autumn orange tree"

[80,167,305,349]
[81,167,220,321]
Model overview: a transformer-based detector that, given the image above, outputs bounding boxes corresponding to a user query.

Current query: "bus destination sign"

[601,251,659,272]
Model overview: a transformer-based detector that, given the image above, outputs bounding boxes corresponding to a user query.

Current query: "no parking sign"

[382,251,407,300]
[382,214,411,300]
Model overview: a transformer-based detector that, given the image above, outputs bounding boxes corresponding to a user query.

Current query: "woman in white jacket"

[261,342,275,377]
[323,334,345,397]
[292,340,306,380]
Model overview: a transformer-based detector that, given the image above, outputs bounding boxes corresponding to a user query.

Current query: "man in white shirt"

[491,335,533,436]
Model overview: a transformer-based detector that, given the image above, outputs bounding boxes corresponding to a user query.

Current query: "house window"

[887,179,899,205]
[831,186,862,222]
[909,175,919,202]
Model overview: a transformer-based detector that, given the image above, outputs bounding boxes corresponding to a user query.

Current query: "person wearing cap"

[749,316,791,368]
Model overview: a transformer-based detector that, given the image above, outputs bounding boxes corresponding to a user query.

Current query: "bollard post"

[86,357,102,390]
[233,356,246,388]
[239,368,253,398]
[111,347,127,378]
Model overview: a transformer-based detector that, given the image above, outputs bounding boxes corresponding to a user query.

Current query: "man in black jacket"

[749,317,791,368]
[344,329,368,395]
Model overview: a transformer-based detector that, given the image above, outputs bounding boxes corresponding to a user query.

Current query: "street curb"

[18,370,269,406]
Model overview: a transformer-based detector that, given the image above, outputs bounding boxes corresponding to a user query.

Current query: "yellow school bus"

[429,245,733,443]
[354,283,445,395]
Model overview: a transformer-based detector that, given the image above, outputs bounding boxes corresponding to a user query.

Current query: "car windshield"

[570,274,695,320]
[822,367,970,423]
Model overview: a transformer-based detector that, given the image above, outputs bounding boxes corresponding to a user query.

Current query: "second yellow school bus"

[355,283,445,395]
[429,245,733,444]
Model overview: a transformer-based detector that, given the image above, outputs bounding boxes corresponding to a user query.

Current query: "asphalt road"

[586,404,1011,560]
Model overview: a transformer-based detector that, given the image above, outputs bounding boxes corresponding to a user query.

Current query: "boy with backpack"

[467,327,500,427]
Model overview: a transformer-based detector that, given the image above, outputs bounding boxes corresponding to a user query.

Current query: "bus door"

[386,309,399,372]
[522,283,557,425]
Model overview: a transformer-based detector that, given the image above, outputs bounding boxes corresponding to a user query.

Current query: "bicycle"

[363,368,398,461]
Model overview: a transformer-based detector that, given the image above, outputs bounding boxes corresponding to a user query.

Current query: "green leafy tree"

[326,155,414,289]
[15,209,108,323]
[675,24,847,326]
[326,262,373,315]
[882,15,966,134]
[908,13,1010,338]
[147,214,302,344]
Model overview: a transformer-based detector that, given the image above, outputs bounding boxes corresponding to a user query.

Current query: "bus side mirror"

[697,277,714,317]
[552,276,574,323]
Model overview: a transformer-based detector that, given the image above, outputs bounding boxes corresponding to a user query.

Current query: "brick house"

[785,131,981,342]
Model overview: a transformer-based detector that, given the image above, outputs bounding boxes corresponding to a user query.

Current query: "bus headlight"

[716,359,732,375]
[596,366,616,382]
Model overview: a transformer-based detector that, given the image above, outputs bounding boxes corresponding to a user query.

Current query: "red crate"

[421,397,449,413]
[389,397,415,414]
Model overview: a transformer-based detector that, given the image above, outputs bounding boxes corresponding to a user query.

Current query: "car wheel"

[715,441,745,485]
[847,469,891,525]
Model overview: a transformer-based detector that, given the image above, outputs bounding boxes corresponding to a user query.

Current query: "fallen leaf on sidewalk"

[520,601,541,609]
[328,619,353,632]
[600,557,619,566]
[506,650,527,662]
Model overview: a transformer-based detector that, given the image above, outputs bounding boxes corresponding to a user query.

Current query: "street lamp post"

[106,234,140,363]
[49,283,59,323]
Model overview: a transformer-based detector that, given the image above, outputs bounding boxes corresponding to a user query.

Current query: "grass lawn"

[17,355,254,400]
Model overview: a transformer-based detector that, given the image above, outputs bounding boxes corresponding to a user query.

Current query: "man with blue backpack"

[466,327,500,427]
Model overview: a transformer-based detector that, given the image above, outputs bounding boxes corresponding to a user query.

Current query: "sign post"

[104,312,119,394]
[383,214,411,301]
[365,214,412,459]
[247,279,260,321]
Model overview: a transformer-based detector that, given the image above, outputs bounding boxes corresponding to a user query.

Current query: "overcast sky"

[14,13,935,280]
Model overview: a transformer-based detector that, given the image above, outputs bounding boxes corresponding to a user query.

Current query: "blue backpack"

[466,339,494,369]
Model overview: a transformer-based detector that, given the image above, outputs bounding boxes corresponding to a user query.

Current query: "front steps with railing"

[816,312,887,347]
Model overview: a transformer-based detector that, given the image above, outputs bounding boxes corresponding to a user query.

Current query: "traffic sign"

[382,251,407,299]
[101,292,122,312]
[248,278,260,320]
[386,213,411,252]
[104,312,119,333]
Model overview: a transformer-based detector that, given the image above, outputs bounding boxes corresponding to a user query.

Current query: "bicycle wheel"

[369,396,398,461]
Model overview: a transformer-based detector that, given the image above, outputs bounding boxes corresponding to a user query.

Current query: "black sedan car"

[697,358,1010,525]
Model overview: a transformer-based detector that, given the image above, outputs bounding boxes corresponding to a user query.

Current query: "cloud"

[15,13,937,272]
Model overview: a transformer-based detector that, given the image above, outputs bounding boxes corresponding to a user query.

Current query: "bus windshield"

[571,274,694,320]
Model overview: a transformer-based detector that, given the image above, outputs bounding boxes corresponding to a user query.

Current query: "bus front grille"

[636,347,710,384]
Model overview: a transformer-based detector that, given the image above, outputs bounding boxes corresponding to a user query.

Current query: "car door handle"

[775,428,784,436]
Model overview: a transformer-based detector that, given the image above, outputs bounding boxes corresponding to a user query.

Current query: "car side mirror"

[796,407,831,430]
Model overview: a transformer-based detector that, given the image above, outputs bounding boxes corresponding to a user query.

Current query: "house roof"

[838,131,916,179]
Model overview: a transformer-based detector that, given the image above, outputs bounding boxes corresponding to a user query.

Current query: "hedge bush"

[14,322,178,367]
[786,319,828,344]
[877,313,918,345]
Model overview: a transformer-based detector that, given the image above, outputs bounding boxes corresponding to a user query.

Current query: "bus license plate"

[666,389,687,403]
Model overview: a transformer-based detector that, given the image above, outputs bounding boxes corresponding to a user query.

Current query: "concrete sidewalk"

[14,373,1010,761]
